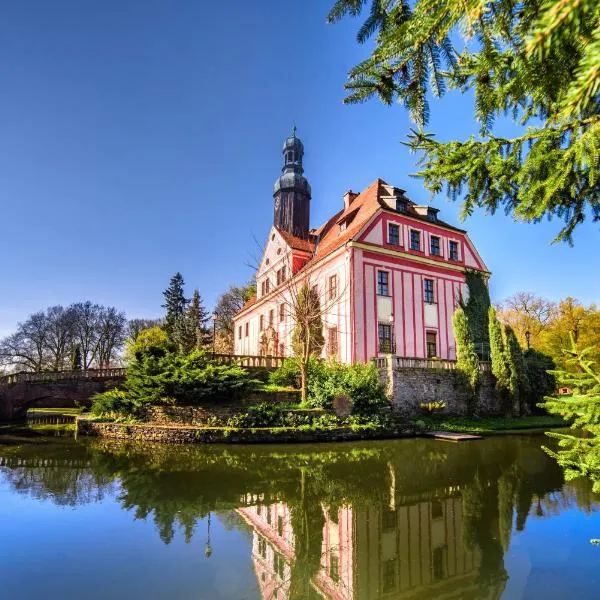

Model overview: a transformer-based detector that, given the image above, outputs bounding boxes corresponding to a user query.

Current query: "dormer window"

[339,221,347,232]
[427,208,438,222]
[396,199,406,212]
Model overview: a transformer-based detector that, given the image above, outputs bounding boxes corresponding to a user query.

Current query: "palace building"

[233,130,489,363]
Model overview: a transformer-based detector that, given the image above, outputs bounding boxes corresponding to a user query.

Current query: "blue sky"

[0,1,597,337]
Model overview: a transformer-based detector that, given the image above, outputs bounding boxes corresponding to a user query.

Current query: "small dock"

[424,431,482,442]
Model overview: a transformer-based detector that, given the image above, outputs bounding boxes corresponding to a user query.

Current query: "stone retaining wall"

[76,417,414,444]
[379,362,505,417]
[139,391,301,425]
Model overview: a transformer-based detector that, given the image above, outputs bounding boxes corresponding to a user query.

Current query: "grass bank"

[416,414,566,434]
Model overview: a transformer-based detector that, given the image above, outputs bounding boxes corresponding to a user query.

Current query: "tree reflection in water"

[0,433,598,599]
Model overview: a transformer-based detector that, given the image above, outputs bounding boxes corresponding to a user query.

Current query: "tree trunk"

[300,359,308,404]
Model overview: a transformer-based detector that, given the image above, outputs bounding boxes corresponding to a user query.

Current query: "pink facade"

[233,179,488,364]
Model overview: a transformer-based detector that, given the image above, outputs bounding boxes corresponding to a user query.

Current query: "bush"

[269,358,302,388]
[91,389,139,418]
[306,361,388,416]
[95,348,259,417]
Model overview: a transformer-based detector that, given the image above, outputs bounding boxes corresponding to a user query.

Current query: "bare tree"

[127,318,164,341]
[258,244,348,402]
[0,302,127,372]
[96,307,127,367]
[214,283,256,353]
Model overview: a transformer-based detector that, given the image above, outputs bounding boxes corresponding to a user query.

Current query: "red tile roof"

[275,228,316,253]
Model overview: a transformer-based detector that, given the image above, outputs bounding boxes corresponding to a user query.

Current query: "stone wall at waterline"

[76,418,414,444]
[139,391,301,426]
[379,364,503,416]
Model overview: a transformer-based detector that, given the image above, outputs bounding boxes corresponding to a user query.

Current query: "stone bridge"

[0,368,126,421]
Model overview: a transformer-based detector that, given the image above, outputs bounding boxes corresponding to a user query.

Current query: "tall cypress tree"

[503,326,530,416]
[452,307,481,403]
[162,273,189,346]
[489,307,511,410]
[180,289,210,353]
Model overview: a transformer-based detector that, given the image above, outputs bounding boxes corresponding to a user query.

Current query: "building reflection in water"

[238,487,503,600]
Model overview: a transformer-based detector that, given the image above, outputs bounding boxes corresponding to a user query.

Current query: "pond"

[1,426,599,599]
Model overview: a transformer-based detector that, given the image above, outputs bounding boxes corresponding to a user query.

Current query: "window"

[279,343,285,357]
[276,266,287,286]
[432,547,445,580]
[265,278,270,294]
[378,323,392,353]
[424,279,435,303]
[273,553,285,579]
[269,309,274,327]
[259,315,264,331]
[449,240,459,261]
[266,508,272,525]
[431,500,443,520]
[426,331,437,358]
[430,235,441,256]
[377,270,390,296]
[279,303,285,323]
[339,221,347,232]
[244,322,249,337]
[329,554,340,583]
[277,515,284,537]
[258,537,267,558]
[382,508,397,531]
[328,327,339,358]
[396,198,406,212]
[328,274,338,300]
[410,229,421,251]
[382,559,397,593]
[238,326,242,340]
[427,208,438,222]
[388,223,400,246]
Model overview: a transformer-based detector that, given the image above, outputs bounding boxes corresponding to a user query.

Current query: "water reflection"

[0,432,598,599]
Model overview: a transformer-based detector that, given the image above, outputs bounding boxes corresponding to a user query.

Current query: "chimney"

[343,190,358,210]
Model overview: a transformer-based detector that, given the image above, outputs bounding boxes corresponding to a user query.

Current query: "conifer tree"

[489,307,512,411]
[541,340,600,492]
[162,273,189,346]
[503,325,530,416]
[71,344,82,371]
[179,289,210,353]
[452,307,480,401]
[328,0,600,243]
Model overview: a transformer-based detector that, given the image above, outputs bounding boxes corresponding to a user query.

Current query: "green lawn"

[416,414,567,434]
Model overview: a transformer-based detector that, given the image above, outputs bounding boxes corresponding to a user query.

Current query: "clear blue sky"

[0,1,597,337]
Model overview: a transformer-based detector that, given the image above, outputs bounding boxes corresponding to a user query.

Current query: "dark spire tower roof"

[273,127,311,239]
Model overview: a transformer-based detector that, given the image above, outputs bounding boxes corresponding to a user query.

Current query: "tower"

[273,127,311,239]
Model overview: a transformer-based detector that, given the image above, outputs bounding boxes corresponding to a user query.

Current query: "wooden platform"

[423,431,482,442]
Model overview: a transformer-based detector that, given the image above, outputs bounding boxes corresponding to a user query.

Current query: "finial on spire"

[292,124,297,137]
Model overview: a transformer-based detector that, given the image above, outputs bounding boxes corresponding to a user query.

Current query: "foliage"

[523,349,556,413]
[460,271,491,354]
[488,307,511,399]
[91,389,138,418]
[452,307,481,399]
[328,0,600,243]
[127,318,164,342]
[498,293,600,371]
[270,358,388,416]
[93,347,258,417]
[503,325,530,415]
[306,360,388,415]
[71,345,82,371]
[213,282,256,353]
[124,326,171,365]
[269,357,304,388]
[162,272,189,347]
[0,301,126,372]
[541,340,600,492]
[179,289,210,354]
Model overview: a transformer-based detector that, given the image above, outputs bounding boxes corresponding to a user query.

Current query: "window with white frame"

[410,230,421,251]
[430,235,441,256]
[449,240,459,261]
[424,278,435,303]
[377,270,390,296]
[388,223,400,246]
